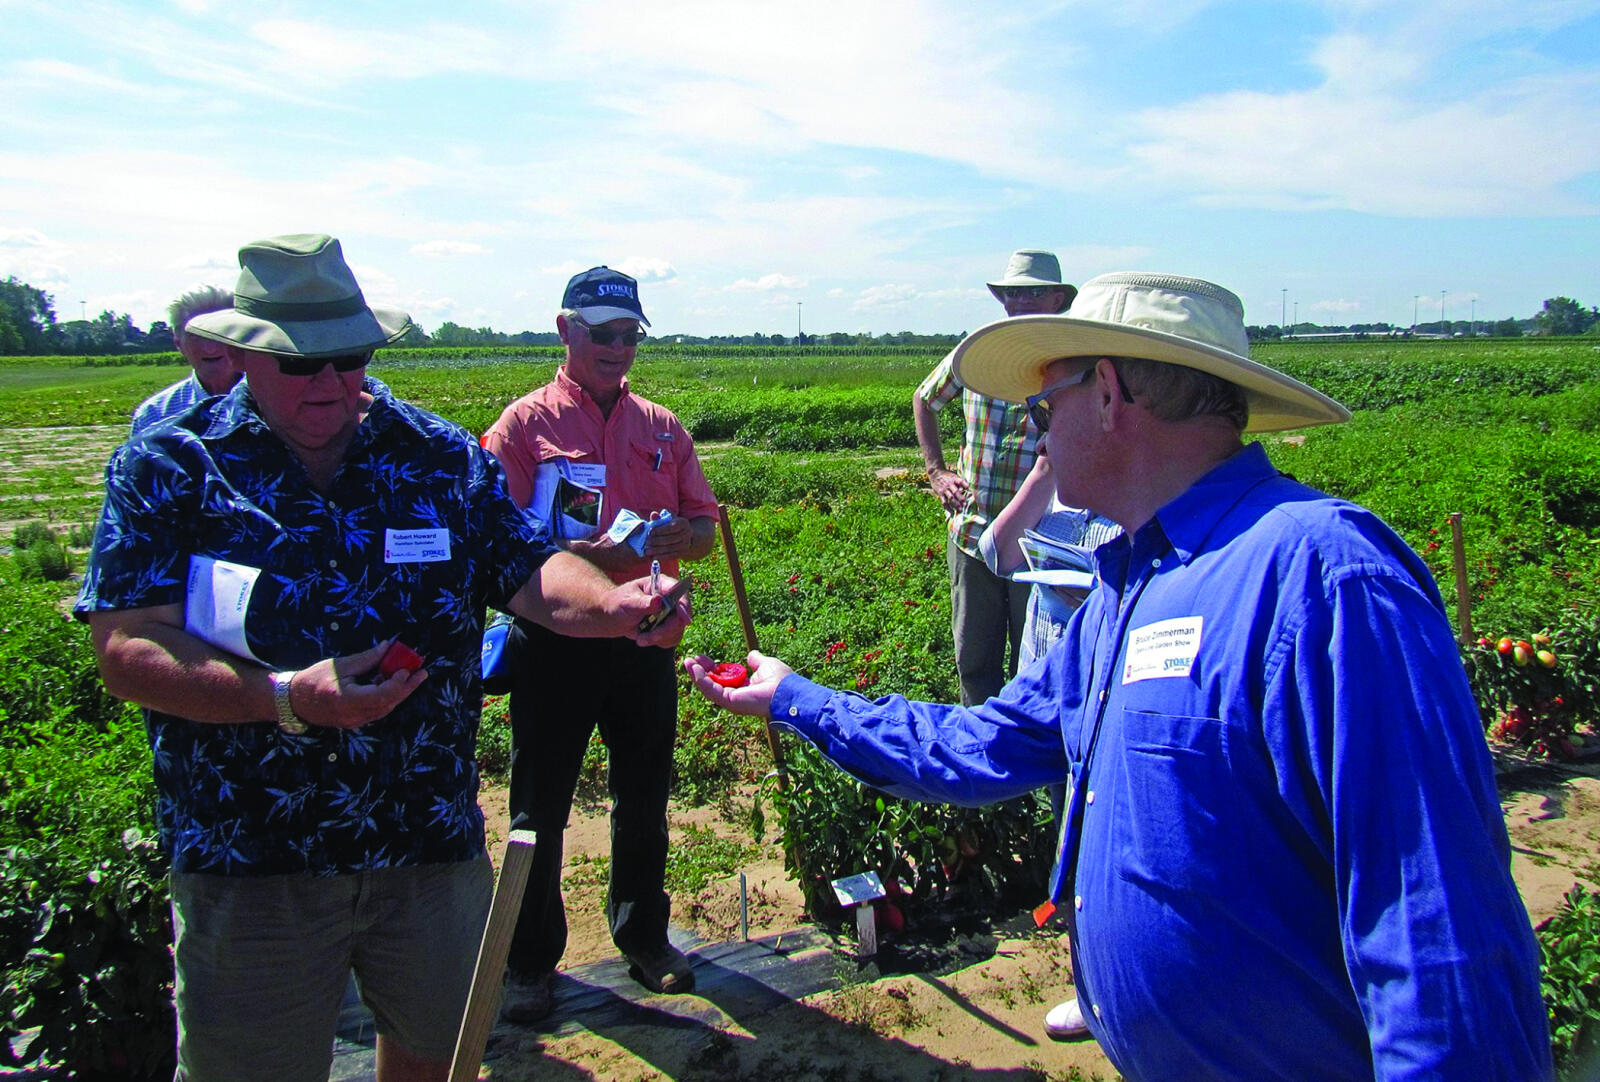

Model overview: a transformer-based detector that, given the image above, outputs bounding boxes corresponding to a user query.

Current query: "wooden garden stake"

[1449,512,1473,644]
[449,830,538,1082]
[718,503,789,788]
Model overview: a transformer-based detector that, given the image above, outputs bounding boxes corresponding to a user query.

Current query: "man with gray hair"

[131,285,238,434]
[913,249,1075,706]
[691,272,1552,1080]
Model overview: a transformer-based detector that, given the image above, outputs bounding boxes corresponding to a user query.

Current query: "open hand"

[684,651,793,716]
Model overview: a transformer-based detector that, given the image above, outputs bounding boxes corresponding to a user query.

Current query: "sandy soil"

[471,752,1600,1082]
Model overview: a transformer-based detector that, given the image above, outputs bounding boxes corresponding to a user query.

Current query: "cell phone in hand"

[638,572,694,633]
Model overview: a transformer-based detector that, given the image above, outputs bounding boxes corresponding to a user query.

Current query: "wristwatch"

[270,670,308,735]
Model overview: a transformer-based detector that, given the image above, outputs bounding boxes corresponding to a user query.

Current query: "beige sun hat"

[184,233,413,357]
[952,271,1349,434]
[986,249,1076,304]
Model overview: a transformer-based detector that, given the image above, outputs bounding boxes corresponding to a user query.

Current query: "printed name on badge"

[563,462,607,488]
[384,528,452,563]
[1123,616,1203,684]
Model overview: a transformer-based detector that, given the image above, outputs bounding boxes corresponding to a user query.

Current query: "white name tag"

[184,555,264,663]
[1122,616,1203,684]
[564,462,607,488]
[384,527,452,563]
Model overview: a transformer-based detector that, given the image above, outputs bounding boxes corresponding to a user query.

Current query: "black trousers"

[503,618,678,977]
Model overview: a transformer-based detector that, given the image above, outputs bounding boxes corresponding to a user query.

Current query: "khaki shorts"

[171,857,492,1082]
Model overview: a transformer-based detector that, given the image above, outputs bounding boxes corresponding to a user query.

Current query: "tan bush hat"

[184,233,413,357]
[952,271,1349,433]
[986,249,1076,304]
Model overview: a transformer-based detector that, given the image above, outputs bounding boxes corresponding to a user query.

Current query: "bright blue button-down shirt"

[78,378,550,877]
[130,372,209,435]
[771,442,1551,1081]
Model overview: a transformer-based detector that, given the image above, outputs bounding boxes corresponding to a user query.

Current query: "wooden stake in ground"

[718,503,789,788]
[449,829,537,1082]
[1449,512,1473,644]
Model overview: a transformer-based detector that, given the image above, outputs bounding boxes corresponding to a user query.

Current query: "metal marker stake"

[740,871,749,942]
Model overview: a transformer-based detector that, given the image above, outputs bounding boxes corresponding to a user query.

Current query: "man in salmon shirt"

[482,266,719,1022]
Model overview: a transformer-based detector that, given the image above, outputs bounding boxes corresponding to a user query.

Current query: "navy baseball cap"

[562,266,650,327]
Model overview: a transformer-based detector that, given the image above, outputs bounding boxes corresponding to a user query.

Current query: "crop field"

[4,338,1600,1073]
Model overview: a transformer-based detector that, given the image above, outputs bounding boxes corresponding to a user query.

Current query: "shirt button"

[1093,1003,1103,1019]
[1152,557,1161,569]
[1074,895,1083,910]
[788,706,798,717]
[330,621,340,630]
[326,752,338,763]
[1086,791,1095,804]
[328,559,338,569]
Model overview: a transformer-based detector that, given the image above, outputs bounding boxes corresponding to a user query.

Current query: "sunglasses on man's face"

[273,351,373,378]
[1000,285,1056,300]
[580,323,646,348]
[1025,366,1097,431]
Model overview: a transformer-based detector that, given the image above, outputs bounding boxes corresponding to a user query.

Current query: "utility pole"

[1413,295,1419,331]
[1470,298,1476,337]
[1292,301,1298,334]
[797,301,803,345]
[1281,288,1286,336]
[1440,290,1447,334]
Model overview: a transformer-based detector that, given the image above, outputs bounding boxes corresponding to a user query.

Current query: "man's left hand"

[642,514,695,557]
[612,574,692,647]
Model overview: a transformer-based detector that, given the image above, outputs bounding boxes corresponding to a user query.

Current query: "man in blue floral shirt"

[75,234,685,1082]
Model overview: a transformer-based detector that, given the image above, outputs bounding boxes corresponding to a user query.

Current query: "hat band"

[235,293,369,322]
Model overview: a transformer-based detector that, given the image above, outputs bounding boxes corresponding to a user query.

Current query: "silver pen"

[650,558,660,596]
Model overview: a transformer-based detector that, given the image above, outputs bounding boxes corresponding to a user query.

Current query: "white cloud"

[411,240,492,257]
[851,283,922,310]
[726,273,807,293]
[1310,298,1363,314]
[619,258,678,283]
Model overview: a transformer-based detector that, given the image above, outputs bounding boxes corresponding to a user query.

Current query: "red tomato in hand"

[707,662,749,688]
[380,641,425,678]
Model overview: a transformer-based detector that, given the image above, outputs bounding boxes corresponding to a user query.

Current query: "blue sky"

[2,0,1597,337]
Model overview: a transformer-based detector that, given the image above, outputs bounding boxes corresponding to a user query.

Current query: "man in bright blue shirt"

[689,272,1552,1081]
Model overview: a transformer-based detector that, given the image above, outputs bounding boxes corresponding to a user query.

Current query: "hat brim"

[573,305,651,328]
[987,277,1073,293]
[951,315,1350,434]
[183,304,413,357]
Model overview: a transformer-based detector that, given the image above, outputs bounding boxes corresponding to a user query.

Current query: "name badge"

[384,528,452,563]
[564,462,607,488]
[1122,616,1203,684]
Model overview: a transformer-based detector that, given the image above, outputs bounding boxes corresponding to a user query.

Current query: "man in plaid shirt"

[912,250,1075,705]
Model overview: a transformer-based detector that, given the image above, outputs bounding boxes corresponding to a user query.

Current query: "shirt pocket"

[1112,707,1236,891]
[624,441,681,514]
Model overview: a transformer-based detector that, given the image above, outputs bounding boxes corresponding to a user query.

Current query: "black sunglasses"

[1025,367,1096,431]
[580,323,646,347]
[274,351,372,377]
[999,285,1056,300]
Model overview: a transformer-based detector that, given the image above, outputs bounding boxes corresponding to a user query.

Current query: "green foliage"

[0,569,167,1075]
[1538,883,1600,1075]
[11,520,56,549]
[663,822,757,894]
[476,695,512,778]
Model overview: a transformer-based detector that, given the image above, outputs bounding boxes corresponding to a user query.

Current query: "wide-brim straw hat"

[952,271,1349,434]
[986,249,1076,305]
[185,233,413,357]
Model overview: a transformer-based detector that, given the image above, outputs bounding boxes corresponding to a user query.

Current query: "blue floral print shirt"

[76,378,551,877]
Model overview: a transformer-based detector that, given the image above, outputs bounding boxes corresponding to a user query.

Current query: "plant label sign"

[830,870,886,908]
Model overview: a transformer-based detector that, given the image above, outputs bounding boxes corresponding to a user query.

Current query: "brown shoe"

[500,971,555,1023]
[624,943,696,995]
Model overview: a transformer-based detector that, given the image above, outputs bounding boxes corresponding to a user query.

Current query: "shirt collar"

[1149,441,1278,565]
[553,365,630,409]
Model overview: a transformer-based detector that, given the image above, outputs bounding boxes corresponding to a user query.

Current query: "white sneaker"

[1044,997,1090,1040]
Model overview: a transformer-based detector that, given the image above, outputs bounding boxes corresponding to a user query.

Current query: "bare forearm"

[509,550,631,637]
[912,396,948,473]
[987,458,1057,574]
[91,609,275,723]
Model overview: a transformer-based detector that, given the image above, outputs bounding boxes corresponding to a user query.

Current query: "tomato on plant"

[707,662,749,688]
[1537,649,1558,669]
[1496,636,1515,655]
[1513,644,1533,667]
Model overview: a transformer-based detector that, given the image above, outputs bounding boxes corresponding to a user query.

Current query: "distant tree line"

[1,274,1593,357]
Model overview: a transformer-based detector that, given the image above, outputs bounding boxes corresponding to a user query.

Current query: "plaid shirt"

[917,350,1040,556]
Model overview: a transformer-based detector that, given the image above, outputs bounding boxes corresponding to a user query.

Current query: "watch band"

[271,670,308,735]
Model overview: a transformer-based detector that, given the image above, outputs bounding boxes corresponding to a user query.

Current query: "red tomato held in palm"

[707,662,749,688]
[380,641,425,678]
